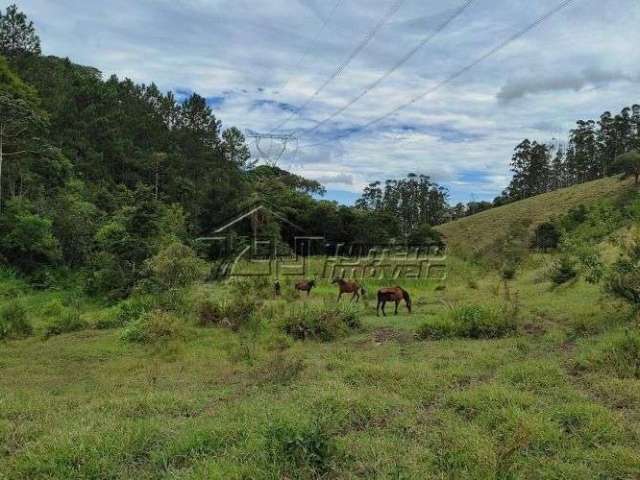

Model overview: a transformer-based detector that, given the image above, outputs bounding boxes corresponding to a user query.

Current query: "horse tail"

[360,286,366,297]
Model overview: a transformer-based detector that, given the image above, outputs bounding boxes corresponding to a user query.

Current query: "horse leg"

[382,301,386,316]
[376,300,380,316]
[394,300,399,315]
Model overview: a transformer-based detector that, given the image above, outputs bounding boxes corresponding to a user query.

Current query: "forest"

[0,4,454,296]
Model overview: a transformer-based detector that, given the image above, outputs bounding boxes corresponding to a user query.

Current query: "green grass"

[437,175,637,256]
[1,250,640,479]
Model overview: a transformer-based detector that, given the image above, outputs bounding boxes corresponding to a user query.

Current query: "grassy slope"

[437,176,636,255]
[1,257,640,479]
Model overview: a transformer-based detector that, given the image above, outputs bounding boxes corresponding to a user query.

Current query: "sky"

[16,0,640,204]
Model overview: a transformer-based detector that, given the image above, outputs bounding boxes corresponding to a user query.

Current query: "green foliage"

[95,296,152,330]
[281,303,361,341]
[0,4,41,57]
[146,242,207,291]
[0,198,61,273]
[43,300,87,337]
[407,223,443,246]
[550,255,578,285]
[263,417,335,477]
[121,310,186,343]
[51,181,98,265]
[197,296,258,331]
[614,150,640,184]
[532,222,560,251]
[256,352,305,385]
[606,236,640,307]
[0,300,31,339]
[576,330,640,379]
[417,303,517,340]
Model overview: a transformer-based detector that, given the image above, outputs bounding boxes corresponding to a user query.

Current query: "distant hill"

[437,175,637,256]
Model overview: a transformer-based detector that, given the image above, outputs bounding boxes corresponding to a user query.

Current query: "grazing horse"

[376,287,412,316]
[332,278,365,303]
[295,279,316,296]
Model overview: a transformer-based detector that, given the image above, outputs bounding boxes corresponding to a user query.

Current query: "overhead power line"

[299,0,475,136]
[299,0,578,149]
[278,0,345,94]
[271,0,408,133]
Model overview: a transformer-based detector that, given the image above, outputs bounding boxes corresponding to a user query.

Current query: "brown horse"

[332,278,365,303]
[376,287,412,316]
[295,279,316,296]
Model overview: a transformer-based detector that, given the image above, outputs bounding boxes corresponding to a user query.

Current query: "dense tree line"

[0,5,451,294]
[498,105,640,204]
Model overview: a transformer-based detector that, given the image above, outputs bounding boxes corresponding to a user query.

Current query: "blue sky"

[18,0,640,204]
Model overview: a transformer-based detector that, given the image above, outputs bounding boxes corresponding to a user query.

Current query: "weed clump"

[95,297,152,329]
[263,417,335,477]
[550,255,578,285]
[575,330,640,379]
[417,303,517,340]
[44,300,87,337]
[0,301,32,339]
[197,296,257,331]
[256,352,305,385]
[121,310,186,343]
[282,303,361,341]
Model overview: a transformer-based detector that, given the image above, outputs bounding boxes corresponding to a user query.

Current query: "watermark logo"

[198,204,447,281]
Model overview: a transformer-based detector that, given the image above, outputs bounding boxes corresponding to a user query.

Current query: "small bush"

[576,330,640,379]
[605,237,640,307]
[263,417,335,476]
[197,296,257,331]
[532,222,561,251]
[0,301,32,339]
[146,242,208,291]
[44,301,88,337]
[232,277,272,299]
[95,297,152,330]
[282,303,361,341]
[550,255,578,285]
[121,310,186,343]
[501,262,517,280]
[417,303,517,340]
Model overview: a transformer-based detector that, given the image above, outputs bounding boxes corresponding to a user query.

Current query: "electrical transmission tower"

[246,131,299,168]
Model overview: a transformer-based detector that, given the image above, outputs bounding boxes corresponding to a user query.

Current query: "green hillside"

[438,175,637,256]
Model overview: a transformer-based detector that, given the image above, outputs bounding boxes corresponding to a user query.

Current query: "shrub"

[550,255,578,285]
[0,301,32,339]
[501,262,517,280]
[232,277,272,299]
[197,296,257,331]
[146,242,208,291]
[417,303,517,340]
[95,297,152,330]
[44,301,88,337]
[605,237,640,308]
[532,222,561,251]
[121,310,186,343]
[282,303,361,341]
[263,417,335,476]
[576,330,640,379]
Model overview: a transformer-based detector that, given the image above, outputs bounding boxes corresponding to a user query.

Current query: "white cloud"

[17,0,640,202]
